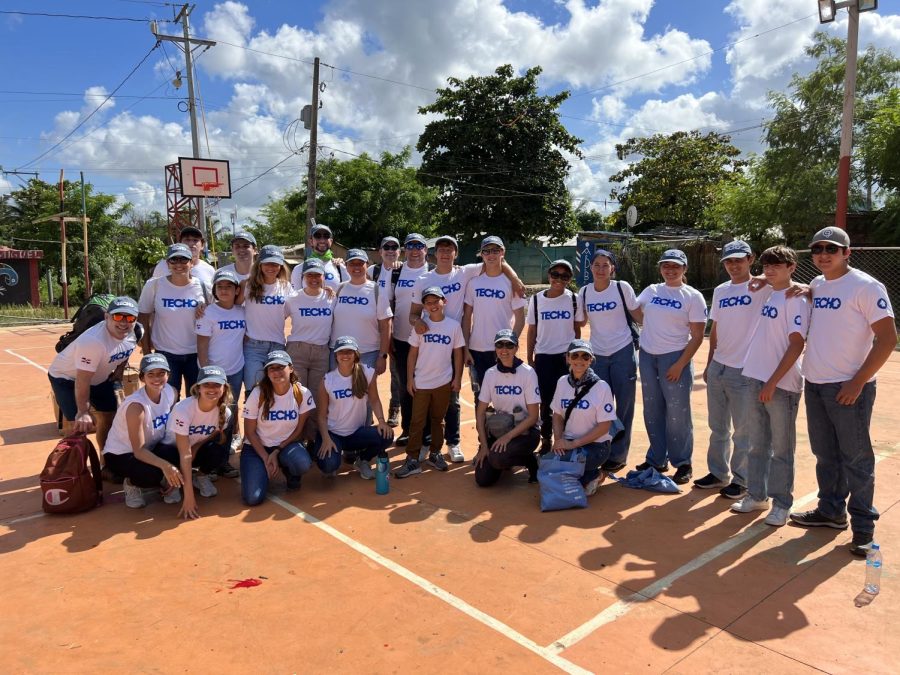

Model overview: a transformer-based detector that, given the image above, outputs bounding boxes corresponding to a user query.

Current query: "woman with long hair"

[243,245,291,393]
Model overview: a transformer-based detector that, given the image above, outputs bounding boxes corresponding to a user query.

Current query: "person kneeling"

[473,329,540,487]
[241,350,316,505]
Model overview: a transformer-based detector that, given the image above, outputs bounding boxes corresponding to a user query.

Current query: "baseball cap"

[435,235,458,249]
[809,226,850,248]
[567,338,594,356]
[302,258,325,275]
[231,230,257,246]
[139,352,170,373]
[178,226,204,240]
[333,335,360,353]
[380,236,400,248]
[480,235,504,250]
[346,248,368,263]
[264,350,292,368]
[494,329,518,345]
[592,248,617,266]
[658,249,688,266]
[310,223,333,237]
[258,244,285,265]
[720,240,753,261]
[213,269,240,286]
[421,286,445,300]
[196,365,227,385]
[107,296,139,317]
[549,259,573,275]
[166,243,192,260]
[404,232,427,246]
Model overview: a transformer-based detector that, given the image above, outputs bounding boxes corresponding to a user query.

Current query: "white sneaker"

[448,444,464,463]
[584,471,607,497]
[731,495,769,513]
[160,480,182,505]
[192,473,218,498]
[123,478,146,508]
[354,457,375,480]
[765,504,790,527]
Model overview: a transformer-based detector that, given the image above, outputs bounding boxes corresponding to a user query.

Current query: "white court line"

[267,493,591,674]
[5,349,49,373]
[547,456,887,653]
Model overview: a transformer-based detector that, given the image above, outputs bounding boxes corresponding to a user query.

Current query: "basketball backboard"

[178,157,232,198]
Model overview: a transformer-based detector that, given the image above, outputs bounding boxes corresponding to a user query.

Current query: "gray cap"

[107,296,139,317]
[435,235,458,249]
[404,232,427,246]
[567,339,594,356]
[196,365,227,385]
[310,223,333,237]
[809,226,850,248]
[258,244,285,265]
[213,269,240,286]
[421,285,445,300]
[380,236,400,248]
[480,235,504,250]
[231,230,257,246]
[333,335,360,353]
[592,248,616,266]
[139,352,170,373]
[166,243,192,260]
[346,248,368,263]
[658,249,688,266]
[302,258,325,275]
[494,329,518,345]
[549,259,573,275]
[264,350,292,368]
[720,240,753,261]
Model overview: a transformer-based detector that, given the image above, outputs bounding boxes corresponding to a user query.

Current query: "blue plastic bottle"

[375,454,390,495]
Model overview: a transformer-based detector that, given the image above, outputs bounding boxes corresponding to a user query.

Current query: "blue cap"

[435,235,458,249]
[196,365,227,385]
[333,335,360,353]
[231,230,257,246]
[139,352,170,373]
[549,259,573,275]
[720,240,752,261]
[480,235,504,250]
[166,243,192,261]
[658,249,688,266]
[494,329,518,345]
[264,350,292,368]
[346,248,368,263]
[310,223,332,237]
[213,269,240,286]
[107,296,139,317]
[302,258,325,275]
[567,339,594,356]
[422,285,445,300]
[404,232,427,246]
[592,248,617,266]
[258,244,285,265]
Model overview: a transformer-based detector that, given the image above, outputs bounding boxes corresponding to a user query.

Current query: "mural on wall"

[0,263,19,297]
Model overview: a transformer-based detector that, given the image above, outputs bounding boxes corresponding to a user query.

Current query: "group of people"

[46,222,895,556]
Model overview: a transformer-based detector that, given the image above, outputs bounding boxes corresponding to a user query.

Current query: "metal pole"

[58,170,69,319]
[80,171,91,298]
[835,3,859,230]
[305,56,320,257]
[180,4,206,239]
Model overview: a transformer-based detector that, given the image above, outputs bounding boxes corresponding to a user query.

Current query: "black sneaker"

[849,533,874,557]
[789,508,849,530]
[719,482,747,500]
[635,461,669,473]
[693,473,729,489]
[394,457,422,479]
[601,459,626,473]
[395,434,409,447]
[672,464,692,485]
[426,451,449,472]
[285,474,301,491]
[216,461,240,479]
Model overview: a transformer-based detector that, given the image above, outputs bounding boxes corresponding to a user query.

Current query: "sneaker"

[765,505,790,527]
[731,496,769,513]
[216,461,239,479]
[426,451,449,472]
[448,444,465,463]
[395,434,409,447]
[601,459,626,473]
[354,457,375,480]
[123,478,146,508]
[160,479,182,505]
[285,474,301,491]
[387,407,400,428]
[693,473,729,489]
[789,508,848,530]
[849,534,874,557]
[394,458,422,479]
[192,473,218,498]
[417,447,429,462]
[230,434,243,453]
[719,483,747,500]
[584,473,606,497]
[672,464,692,485]
[635,461,669,473]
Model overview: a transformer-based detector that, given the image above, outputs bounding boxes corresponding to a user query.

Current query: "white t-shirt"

[526,290,583,355]
[195,303,246,375]
[216,262,251,282]
[411,264,482,322]
[577,281,640,356]
[285,289,335,346]
[551,376,617,443]
[49,321,137,385]
[323,365,375,436]
[802,269,895,384]
[152,258,215,286]
[636,283,708,355]
[167,395,232,448]
[464,272,527,352]
[743,291,810,393]
[392,263,429,342]
[479,364,541,424]
[709,280,771,368]
[138,276,209,355]
[407,316,466,389]
[103,384,177,455]
[331,281,393,353]
[243,281,290,343]
[291,259,347,293]
[242,383,315,447]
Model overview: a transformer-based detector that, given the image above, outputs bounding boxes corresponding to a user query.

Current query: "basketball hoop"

[200,182,221,193]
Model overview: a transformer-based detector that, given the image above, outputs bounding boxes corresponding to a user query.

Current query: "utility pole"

[58,170,69,319]
[80,171,91,299]
[835,3,860,230]
[305,57,320,255]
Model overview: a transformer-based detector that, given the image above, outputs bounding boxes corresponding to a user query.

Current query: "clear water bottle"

[375,454,390,495]
[865,544,882,595]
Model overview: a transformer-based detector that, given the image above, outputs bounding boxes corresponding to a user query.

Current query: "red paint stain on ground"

[229,578,263,589]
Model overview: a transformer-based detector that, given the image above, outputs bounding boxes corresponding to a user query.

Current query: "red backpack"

[39,434,103,514]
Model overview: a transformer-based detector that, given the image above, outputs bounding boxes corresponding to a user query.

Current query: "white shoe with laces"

[765,504,790,527]
[448,445,464,463]
[160,479,182,505]
[123,478,146,508]
[354,457,375,480]
[192,473,218,498]
[731,495,769,513]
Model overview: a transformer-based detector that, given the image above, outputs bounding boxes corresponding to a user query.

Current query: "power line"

[0,10,169,23]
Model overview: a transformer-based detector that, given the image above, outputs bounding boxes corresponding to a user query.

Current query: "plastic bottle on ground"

[865,543,882,595]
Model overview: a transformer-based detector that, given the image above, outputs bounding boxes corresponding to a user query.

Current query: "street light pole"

[835,3,860,229]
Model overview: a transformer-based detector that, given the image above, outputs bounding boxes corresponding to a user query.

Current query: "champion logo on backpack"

[39,433,103,514]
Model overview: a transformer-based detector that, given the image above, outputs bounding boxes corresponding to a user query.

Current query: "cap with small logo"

[166,243,192,260]
[480,235,504,250]
[264,350,292,368]
[435,235,458,249]
[258,244,285,265]
[333,335,360,353]
[494,328,518,345]
[567,338,594,356]
[720,240,753,261]
[380,236,400,248]
[310,223,333,237]
[178,226,204,240]
[592,248,617,266]
[196,365,227,385]
[302,258,325,275]
[658,249,688,266]
[422,286,445,300]
[809,226,850,248]
[230,230,257,246]
[404,232,427,246]
[213,269,240,286]
[139,352,170,373]
[549,259,574,275]
[108,296,139,317]
[346,248,368,263]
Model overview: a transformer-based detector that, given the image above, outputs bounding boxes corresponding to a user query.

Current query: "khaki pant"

[407,382,452,458]
[286,341,330,439]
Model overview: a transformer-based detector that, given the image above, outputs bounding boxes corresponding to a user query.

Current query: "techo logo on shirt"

[877,298,888,310]
[338,296,369,305]
[265,409,298,421]
[325,272,335,281]
[423,333,451,344]
[475,288,506,299]
[540,310,571,320]
[259,295,285,305]
[162,298,199,308]
[494,385,522,395]
[441,282,462,295]
[761,305,778,319]
[108,347,134,364]
[650,297,683,309]
[813,297,842,310]
[604,403,613,413]
[560,398,590,409]
[333,388,354,399]
[718,295,752,308]
[587,301,616,313]
[152,413,169,429]
[217,319,246,330]
[397,279,415,288]
[296,307,332,317]
[188,424,217,436]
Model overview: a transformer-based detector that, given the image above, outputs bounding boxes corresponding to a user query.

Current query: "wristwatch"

[380,353,388,359]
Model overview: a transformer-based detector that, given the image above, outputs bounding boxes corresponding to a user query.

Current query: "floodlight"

[818,0,836,23]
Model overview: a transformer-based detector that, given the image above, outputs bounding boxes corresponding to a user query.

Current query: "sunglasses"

[810,243,844,255]
[382,244,399,251]
[549,270,572,280]
[495,341,517,350]
[110,314,137,324]
[481,248,502,255]
[569,352,592,361]
[168,257,191,264]
[405,242,426,250]
[312,232,331,240]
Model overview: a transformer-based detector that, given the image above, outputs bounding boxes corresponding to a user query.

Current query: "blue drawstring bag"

[538,449,588,511]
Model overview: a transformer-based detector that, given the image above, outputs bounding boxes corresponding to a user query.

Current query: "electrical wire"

[0,10,169,23]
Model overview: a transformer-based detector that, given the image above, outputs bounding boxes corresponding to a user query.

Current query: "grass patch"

[0,304,73,327]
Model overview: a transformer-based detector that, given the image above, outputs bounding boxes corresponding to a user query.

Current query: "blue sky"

[2,0,900,226]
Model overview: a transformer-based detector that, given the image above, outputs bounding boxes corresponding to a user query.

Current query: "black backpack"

[55,294,117,353]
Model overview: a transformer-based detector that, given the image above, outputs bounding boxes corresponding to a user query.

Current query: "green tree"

[416,64,582,245]
[608,130,745,232]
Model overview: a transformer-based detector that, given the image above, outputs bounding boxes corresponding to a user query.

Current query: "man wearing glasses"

[368,236,403,426]
[290,223,347,292]
[48,297,140,448]
[789,226,896,557]
[151,226,216,286]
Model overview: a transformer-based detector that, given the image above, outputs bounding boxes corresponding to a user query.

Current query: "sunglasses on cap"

[810,243,844,255]
[549,270,572,280]
[110,314,137,324]
[405,242,426,250]
[495,341,516,350]
[382,244,399,251]
[568,352,592,361]
[312,232,331,240]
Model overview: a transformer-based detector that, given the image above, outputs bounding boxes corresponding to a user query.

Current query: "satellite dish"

[626,205,637,229]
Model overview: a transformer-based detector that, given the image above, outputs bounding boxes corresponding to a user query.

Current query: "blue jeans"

[639,348,694,468]
[313,425,393,474]
[805,380,879,538]
[705,361,751,485]
[48,374,118,418]
[469,349,497,394]
[244,338,285,393]
[746,378,800,508]
[226,370,243,404]
[578,440,611,486]
[534,352,569,444]
[158,350,199,396]
[590,343,637,464]
[240,442,312,506]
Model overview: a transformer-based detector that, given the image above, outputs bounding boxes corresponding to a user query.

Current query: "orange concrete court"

[1,324,898,673]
